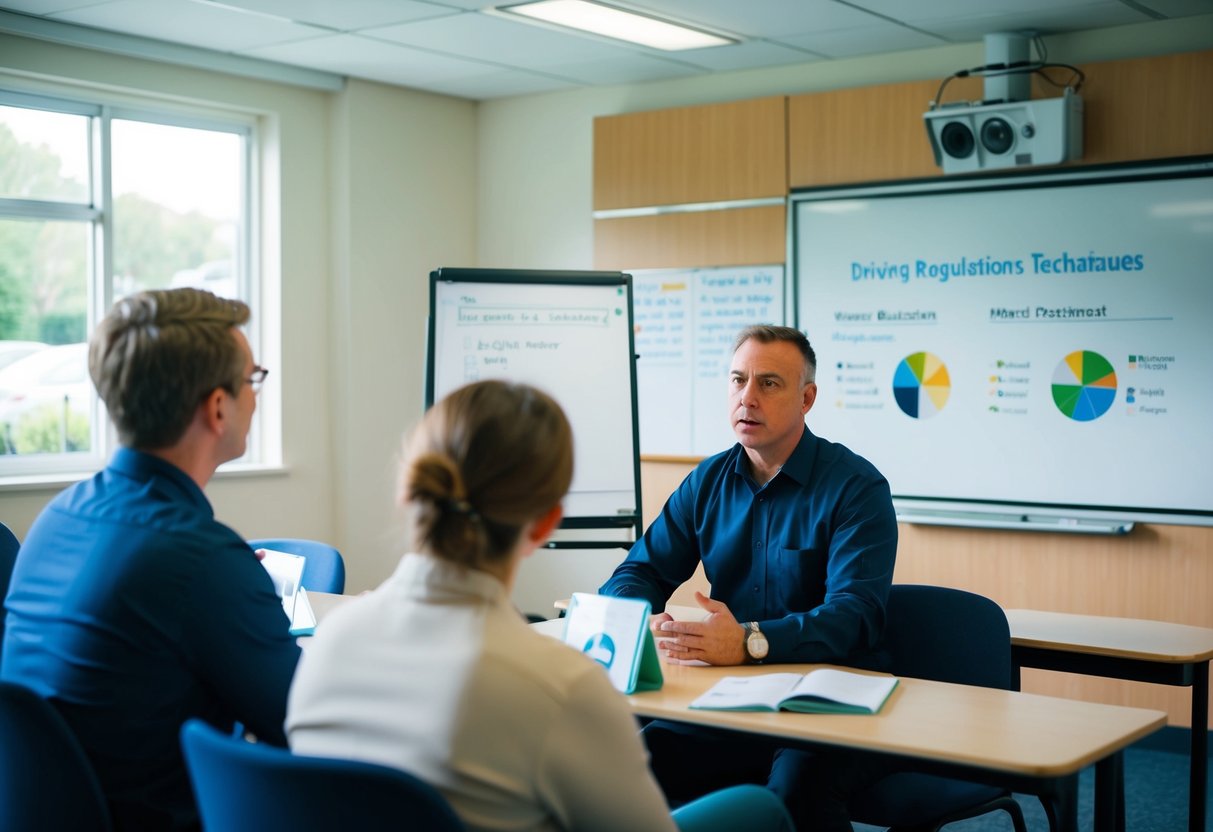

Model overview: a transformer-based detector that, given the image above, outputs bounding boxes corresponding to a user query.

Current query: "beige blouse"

[286,553,676,832]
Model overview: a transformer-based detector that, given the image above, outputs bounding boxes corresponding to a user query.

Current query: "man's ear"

[802,381,818,415]
[527,504,564,546]
[199,387,227,435]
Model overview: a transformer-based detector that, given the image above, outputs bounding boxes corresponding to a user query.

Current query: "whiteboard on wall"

[632,264,786,458]
[792,157,1213,528]
[427,269,640,531]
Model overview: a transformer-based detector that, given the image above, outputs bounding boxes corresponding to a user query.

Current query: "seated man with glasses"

[1,288,300,831]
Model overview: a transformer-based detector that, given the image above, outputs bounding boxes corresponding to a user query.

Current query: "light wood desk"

[305,590,349,623]
[635,662,1164,832]
[1007,609,1213,832]
[306,594,1166,832]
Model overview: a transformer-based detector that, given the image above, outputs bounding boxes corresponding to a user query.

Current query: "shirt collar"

[729,425,818,488]
[389,551,509,607]
[107,446,211,509]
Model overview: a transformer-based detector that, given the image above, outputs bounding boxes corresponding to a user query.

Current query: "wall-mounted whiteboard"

[427,269,640,532]
[792,157,1213,527]
[632,265,785,458]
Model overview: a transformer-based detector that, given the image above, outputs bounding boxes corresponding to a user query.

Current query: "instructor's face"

[728,339,815,458]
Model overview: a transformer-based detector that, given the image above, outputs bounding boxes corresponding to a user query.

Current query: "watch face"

[747,632,769,660]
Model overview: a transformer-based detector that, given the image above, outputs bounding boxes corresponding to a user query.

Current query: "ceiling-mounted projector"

[924,32,1084,175]
[925,90,1082,174]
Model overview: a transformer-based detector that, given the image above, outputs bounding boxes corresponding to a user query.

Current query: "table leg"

[1191,661,1208,832]
[1040,775,1079,832]
[1094,750,1125,832]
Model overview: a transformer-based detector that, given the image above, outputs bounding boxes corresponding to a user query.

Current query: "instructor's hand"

[654,591,746,666]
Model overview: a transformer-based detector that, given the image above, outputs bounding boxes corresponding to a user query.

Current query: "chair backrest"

[180,720,464,832]
[882,584,1012,690]
[0,681,113,831]
[247,537,346,594]
[0,522,18,650]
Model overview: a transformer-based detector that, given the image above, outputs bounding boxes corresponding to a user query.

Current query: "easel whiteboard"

[632,265,786,458]
[427,269,641,533]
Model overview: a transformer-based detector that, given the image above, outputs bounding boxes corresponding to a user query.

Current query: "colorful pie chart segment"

[892,352,950,418]
[1052,350,1116,421]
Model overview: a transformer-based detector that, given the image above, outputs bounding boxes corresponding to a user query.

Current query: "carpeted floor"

[854,742,1211,832]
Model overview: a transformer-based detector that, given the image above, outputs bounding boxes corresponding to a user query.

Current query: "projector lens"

[939,122,975,159]
[981,118,1014,154]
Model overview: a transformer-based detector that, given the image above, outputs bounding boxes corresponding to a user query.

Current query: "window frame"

[0,85,271,483]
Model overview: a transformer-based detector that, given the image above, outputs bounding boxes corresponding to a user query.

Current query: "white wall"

[2,16,1210,614]
[329,79,477,591]
[477,15,1213,616]
[0,35,478,594]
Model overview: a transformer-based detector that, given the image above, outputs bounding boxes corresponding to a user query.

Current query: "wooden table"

[1007,609,1213,832]
[629,662,1164,832]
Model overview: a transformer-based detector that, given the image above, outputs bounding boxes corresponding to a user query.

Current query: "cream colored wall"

[329,79,477,591]
[0,36,478,594]
[479,15,1213,616]
[2,16,1210,610]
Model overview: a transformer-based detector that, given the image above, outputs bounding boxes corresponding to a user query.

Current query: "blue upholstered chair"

[0,681,113,831]
[0,521,19,657]
[849,584,1028,832]
[673,784,794,832]
[181,719,464,831]
[247,537,346,594]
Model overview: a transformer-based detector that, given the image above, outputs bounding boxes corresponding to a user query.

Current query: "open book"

[689,669,898,714]
[258,548,317,637]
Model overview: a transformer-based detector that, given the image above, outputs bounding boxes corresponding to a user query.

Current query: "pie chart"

[1052,350,1116,421]
[892,352,951,418]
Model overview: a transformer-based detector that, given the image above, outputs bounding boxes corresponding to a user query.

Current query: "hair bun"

[406,451,467,507]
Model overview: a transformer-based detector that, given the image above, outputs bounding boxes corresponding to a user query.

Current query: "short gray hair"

[733,325,816,384]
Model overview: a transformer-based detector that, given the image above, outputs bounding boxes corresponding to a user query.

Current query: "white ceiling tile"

[612,0,889,40]
[1134,0,1213,15]
[367,12,655,69]
[673,39,824,72]
[6,0,1211,100]
[779,25,943,59]
[423,69,580,100]
[1,0,110,12]
[244,32,500,85]
[51,0,323,51]
[545,53,702,85]
[188,0,457,31]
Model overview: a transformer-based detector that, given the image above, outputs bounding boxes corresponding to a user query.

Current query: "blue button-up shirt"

[600,426,897,667]
[2,448,301,830]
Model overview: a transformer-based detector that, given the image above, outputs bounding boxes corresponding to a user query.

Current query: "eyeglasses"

[246,366,269,392]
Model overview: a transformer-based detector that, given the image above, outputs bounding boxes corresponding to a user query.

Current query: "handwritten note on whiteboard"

[632,265,786,458]
[430,274,638,522]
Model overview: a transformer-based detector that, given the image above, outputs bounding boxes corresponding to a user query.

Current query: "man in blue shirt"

[2,288,301,831]
[600,324,897,831]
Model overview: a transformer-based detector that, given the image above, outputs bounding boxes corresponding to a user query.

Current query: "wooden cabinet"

[593,96,786,210]
[593,96,788,270]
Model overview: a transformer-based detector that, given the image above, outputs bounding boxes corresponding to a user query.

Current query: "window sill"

[0,462,290,492]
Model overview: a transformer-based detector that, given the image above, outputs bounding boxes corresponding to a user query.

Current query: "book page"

[259,548,306,625]
[689,673,803,711]
[789,668,897,712]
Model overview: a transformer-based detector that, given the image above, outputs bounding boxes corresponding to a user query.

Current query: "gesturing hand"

[654,591,747,666]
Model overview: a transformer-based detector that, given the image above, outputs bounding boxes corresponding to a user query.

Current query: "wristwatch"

[744,621,769,662]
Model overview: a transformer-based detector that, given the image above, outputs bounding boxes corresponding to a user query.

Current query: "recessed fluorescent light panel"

[495,0,736,51]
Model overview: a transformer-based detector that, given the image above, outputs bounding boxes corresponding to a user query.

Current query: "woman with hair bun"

[286,380,790,832]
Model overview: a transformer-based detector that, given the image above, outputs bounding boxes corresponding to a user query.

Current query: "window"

[0,88,264,479]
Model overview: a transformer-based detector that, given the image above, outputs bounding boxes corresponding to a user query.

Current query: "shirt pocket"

[775,545,829,612]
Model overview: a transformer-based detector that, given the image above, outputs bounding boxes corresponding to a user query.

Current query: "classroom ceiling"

[0,0,1207,99]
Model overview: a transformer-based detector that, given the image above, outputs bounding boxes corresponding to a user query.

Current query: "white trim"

[592,196,785,220]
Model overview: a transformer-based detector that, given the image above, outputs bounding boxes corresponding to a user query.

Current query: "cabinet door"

[594,96,786,210]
